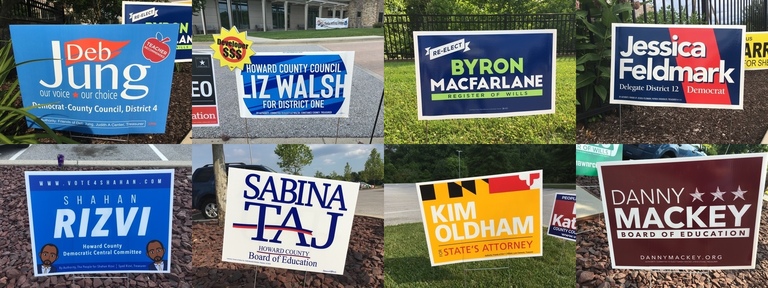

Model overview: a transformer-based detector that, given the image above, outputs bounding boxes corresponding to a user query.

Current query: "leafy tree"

[328,171,342,181]
[343,162,352,181]
[274,144,313,175]
[633,6,705,25]
[362,148,384,184]
[314,170,325,178]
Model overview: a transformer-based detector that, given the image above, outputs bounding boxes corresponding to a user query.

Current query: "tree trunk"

[212,144,227,227]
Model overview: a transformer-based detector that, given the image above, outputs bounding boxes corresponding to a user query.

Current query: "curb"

[191,137,384,144]
[0,160,191,167]
[355,213,384,219]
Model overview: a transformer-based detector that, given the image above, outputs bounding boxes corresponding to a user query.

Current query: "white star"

[690,188,704,202]
[710,187,726,201]
[199,60,206,66]
[731,186,747,200]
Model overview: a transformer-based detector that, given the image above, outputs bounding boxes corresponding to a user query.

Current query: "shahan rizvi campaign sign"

[10,24,178,135]
[25,170,174,276]
[610,23,745,109]
[221,169,360,275]
[598,153,768,270]
[416,171,543,266]
[413,30,556,120]
[236,52,355,118]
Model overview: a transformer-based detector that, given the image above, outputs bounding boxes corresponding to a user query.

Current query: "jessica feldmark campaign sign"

[416,171,543,266]
[611,23,745,109]
[414,30,556,120]
[10,24,178,135]
[547,193,576,241]
[236,52,355,118]
[25,170,174,276]
[598,154,768,269]
[123,1,193,62]
[192,53,220,126]
[221,169,360,274]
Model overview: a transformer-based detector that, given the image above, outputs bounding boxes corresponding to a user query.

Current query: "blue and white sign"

[414,30,557,120]
[25,170,174,277]
[10,24,178,135]
[236,52,355,118]
[221,169,359,275]
[123,1,193,62]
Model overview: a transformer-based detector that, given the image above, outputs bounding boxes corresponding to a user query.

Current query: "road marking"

[9,145,30,160]
[384,209,421,215]
[148,144,168,161]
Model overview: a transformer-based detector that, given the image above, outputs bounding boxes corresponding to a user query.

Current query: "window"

[357,11,361,18]
[378,12,383,23]
[192,169,213,183]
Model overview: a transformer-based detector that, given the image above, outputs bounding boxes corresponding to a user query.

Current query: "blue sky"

[191,144,384,176]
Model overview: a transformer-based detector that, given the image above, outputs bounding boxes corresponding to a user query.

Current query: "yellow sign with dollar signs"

[210,27,255,71]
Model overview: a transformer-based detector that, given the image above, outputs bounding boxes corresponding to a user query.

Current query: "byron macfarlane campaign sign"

[316,18,349,29]
[598,154,768,269]
[416,171,543,266]
[192,53,220,126]
[576,144,623,176]
[123,1,192,62]
[611,23,745,109]
[413,30,556,120]
[10,24,178,135]
[236,52,355,118]
[547,193,576,241]
[25,170,174,276]
[221,169,360,274]
[745,32,768,70]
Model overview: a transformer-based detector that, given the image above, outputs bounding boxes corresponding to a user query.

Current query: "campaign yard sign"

[25,170,174,276]
[598,154,768,270]
[576,144,623,176]
[316,18,349,29]
[745,32,768,70]
[416,171,543,266]
[221,169,360,275]
[236,52,355,118]
[413,30,556,120]
[10,24,178,135]
[547,193,576,241]
[123,1,193,62]
[192,53,220,126]
[611,23,745,109]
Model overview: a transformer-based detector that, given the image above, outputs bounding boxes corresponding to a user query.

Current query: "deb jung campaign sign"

[236,52,355,118]
[611,23,745,109]
[26,170,174,276]
[123,1,193,62]
[547,193,576,241]
[10,24,178,135]
[221,169,359,274]
[414,30,556,120]
[416,171,543,266]
[598,154,768,270]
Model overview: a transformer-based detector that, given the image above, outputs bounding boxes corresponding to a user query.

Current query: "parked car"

[192,162,277,219]
[623,144,707,160]
[359,182,373,189]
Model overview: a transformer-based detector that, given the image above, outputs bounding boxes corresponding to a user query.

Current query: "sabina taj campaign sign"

[222,169,359,274]
[26,170,174,276]
[416,171,543,266]
[598,154,768,269]
[10,24,178,135]
[413,30,556,120]
[610,23,745,109]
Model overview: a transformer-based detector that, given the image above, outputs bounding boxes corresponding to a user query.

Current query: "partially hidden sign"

[598,154,768,269]
[236,52,355,118]
[122,1,192,62]
[547,193,576,241]
[576,144,623,176]
[745,32,768,70]
[416,171,543,266]
[26,170,174,276]
[316,18,349,29]
[10,24,178,135]
[413,30,556,120]
[192,53,220,126]
[221,169,360,274]
[611,23,745,109]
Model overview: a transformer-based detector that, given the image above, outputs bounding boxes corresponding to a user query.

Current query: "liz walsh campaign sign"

[413,30,556,120]
[598,154,768,270]
[547,193,576,241]
[610,23,745,109]
[416,171,543,266]
[221,169,359,275]
[123,1,192,62]
[10,24,178,135]
[25,170,174,276]
[236,52,355,118]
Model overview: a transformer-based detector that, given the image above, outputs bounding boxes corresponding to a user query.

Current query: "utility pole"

[212,144,227,227]
[457,150,462,178]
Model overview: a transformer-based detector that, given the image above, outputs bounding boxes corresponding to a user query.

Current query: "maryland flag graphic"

[416,171,543,266]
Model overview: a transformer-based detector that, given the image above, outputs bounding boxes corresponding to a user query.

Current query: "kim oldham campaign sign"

[598,154,768,270]
[611,23,745,109]
[413,30,556,120]
[236,52,355,118]
[25,170,174,276]
[123,1,193,62]
[10,24,178,135]
[221,169,359,274]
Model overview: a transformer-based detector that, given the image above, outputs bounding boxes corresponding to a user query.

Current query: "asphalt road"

[0,144,191,162]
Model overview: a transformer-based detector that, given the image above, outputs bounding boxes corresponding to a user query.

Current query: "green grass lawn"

[247,27,383,39]
[384,223,575,287]
[193,34,214,43]
[384,57,576,144]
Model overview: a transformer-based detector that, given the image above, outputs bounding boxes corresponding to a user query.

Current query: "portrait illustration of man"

[146,240,167,271]
[37,243,58,274]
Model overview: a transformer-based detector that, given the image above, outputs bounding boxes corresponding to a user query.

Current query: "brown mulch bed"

[577,70,768,144]
[191,216,384,288]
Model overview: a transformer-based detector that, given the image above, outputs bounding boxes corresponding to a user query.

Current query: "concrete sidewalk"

[0,160,191,167]
[576,186,604,218]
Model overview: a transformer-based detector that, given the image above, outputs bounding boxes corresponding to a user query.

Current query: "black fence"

[384,13,576,60]
[0,0,65,41]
